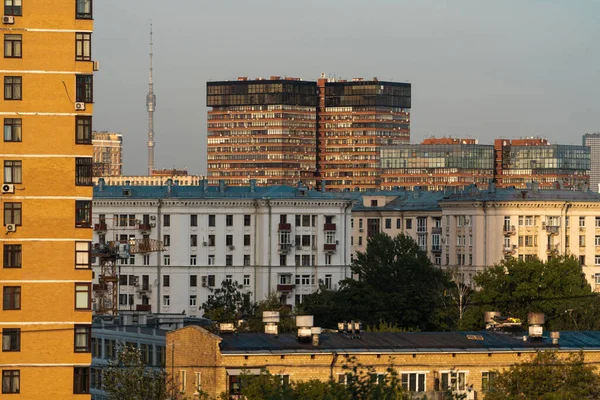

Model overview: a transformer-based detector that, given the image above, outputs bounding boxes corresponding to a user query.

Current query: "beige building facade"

[92,131,122,177]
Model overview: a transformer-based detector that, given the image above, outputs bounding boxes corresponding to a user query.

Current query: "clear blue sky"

[93,0,600,176]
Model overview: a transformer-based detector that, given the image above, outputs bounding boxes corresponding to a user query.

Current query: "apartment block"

[380,138,494,191]
[168,325,600,399]
[1,0,95,397]
[583,133,600,192]
[92,131,122,177]
[92,180,355,316]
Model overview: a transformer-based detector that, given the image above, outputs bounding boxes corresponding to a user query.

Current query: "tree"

[102,344,183,400]
[442,266,474,329]
[201,280,256,322]
[485,351,600,400]
[303,233,452,331]
[461,256,600,330]
[246,292,297,333]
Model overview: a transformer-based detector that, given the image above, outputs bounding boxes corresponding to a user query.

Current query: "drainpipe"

[156,198,163,314]
[253,200,258,302]
[344,201,353,278]
[483,201,487,267]
[267,199,272,293]
[330,352,339,381]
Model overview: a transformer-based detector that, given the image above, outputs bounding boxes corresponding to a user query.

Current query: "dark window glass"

[74,325,91,352]
[3,286,20,310]
[4,0,22,16]
[3,202,21,226]
[75,116,92,144]
[75,201,92,227]
[163,214,170,227]
[3,245,21,268]
[75,158,92,186]
[2,328,20,352]
[73,367,90,394]
[76,75,93,103]
[3,118,22,142]
[4,34,22,58]
[2,370,19,393]
[4,76,21,100]
[76,0,93,19]
[190,214,197,227]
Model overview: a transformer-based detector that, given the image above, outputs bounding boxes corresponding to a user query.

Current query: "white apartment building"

[92,180,355,317]
[351,184,600,289]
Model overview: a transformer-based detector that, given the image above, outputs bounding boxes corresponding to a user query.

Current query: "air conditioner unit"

[75,102,86,111]
[150,215,156,220]
[6,224,16,233]
[228,245,235,250]
[359,228,364,232]
[149,222,156,227]
[202,241,207,246]
[2,184,14,194]
[93,60,100,71]
[2,16,15,24]
[296,245,302,250]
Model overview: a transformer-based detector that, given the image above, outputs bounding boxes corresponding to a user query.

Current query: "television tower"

[146,21,156,175]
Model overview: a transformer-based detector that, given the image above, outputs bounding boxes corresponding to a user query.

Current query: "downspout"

[564,202,571,254]
[330,351,339,381]
[344,201,353,279]
[156,198,163,314]
[483,201,487,267]
[267,199,272,293]
[253,200,258,302]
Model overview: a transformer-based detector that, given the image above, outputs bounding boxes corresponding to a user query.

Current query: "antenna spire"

[146,20,156,175]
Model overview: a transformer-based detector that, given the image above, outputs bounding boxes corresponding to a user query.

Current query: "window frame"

[74,283,91,311]
[2,370,19,394]
[75,200,92,228]
[4,34,22,59]
[75,157,92,186]
[75,32,91,61]
[75,116,92,144]
[75,241,91,269]
[4,0,22,16]
[3,118,22,142]
[3,160,22,184]
[74,325,91,352]
[2,328,20,352]
[3,286,20,310]
[75,74,93,103]
[76,0,93,19]
[3,244,21,268]
[4,76,22,100]
[73,367,90,394]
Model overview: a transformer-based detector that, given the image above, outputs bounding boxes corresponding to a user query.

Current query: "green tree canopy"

[302,233,452,331]
[201,280,256,322]
[461,256,600,330]
[485,351,600,400]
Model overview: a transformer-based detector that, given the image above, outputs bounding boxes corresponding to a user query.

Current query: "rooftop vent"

[263,311,280,336]
[527,312,545,338]
[296,315,314,343]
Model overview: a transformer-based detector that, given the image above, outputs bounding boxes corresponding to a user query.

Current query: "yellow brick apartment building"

[1,0,94,397]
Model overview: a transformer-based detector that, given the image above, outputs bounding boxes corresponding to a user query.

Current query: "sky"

[93,0,600,176]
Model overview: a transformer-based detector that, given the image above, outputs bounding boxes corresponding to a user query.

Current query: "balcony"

[278,223,291,231]
[136,304,151,312]
[277,284,295,292]
[431,246,442,253]
[431,227,442,234]
[546,226,559,235]
[136,286,152,293]
[138,223,152,232]
[503,225,516,236]
[546,244,559,256]
[324,243,337,252]
[324,223,337,231]
[278,243,292,253]
[94,223,107,232]
[503,245,517,255]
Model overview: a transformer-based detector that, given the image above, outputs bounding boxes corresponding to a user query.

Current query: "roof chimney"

[263,311,279,336]
[527,312,545,338]
[296,315,314,343]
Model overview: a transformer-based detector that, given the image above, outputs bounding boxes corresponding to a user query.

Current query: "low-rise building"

[92,181,356,316]
[93,174,205,186]
[167,324,600,399]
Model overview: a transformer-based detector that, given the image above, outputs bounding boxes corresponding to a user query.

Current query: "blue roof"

[441,186,600,203]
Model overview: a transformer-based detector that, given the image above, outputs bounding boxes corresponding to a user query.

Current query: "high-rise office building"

[206,76,412,189]
[207,77,318,186]
[380,138,494,191]
[1,1,94,397]
[494,139,590,189]
[318,77,411,190]
[583,133,600,192]
[92,131,123,177]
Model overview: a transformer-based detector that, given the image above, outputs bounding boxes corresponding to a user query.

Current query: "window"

[3,160,21,184]
[208,214,215,227]
[75,158,92,186]
[385,218,391,229]
[75,241,90,269]
[4,34,21,58]
[370,199,378,207]
[596,236,600,247]
[73,367,90,394]
[143,254,149,265]
[195,371,202,391]
[75,32,91,61]
[358,236,363,246]
[580,235,586,247]
[163,295,170,306]
[595,256,600,265]
[417,234,426,251]
[359,219,363,229]
[244,235,251,246]
[4,77,21,100]
[163,275,170,287]
[190,234,197,247]
[226,235,233,246]
[396,218,401,229]
[482,371,497,393]
[180,370,187,393]
[244,214,251,226]
[208,235,215,247]
[226,255,233,266]
[3,286,20,310]
[417,217,427,233]
[2,328,20,352]
[189,214,198,227]
[2,370,19,394]
[4,118,21,142]
[76,0,93,19]
[76,75,93,102]
[4,0,22,16]
[75,200,92,227]
[401,372,425,392]
[243,255,250,266]
[441,371,466,391]
[163,234,170,247]
[75,284,90,310]
[163,214,170,227]
[325,254,332,265]
[580,217,586,227]
[405,219,412,229]
[226,214,233,226]
[208,275,215,287]
[75,116,91,144]
[74,325,91,352]
[243,275,250,286]
[3,244,20,268]
[325,274,332,289]
[119,294,127,305]
[163,255,170,266]
[189,295,197,306]
[208,255,215,266]
[279,254,286,266]
[190,275,197,287]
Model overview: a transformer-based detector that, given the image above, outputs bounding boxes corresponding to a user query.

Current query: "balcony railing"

[138,223,152,231]
[94,223,107,231]
[277,284,295,292]
[278,223,291,231]
[324,223,337,231]
[431,227,442,234]
[503,225,516,235]
[136,304,151,312]
[278,243,292,253]
[546,226,559,235]
[324,243,337,252]
[431,246,442,253]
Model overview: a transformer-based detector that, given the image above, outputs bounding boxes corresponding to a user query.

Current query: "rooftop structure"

[93,174,204,187]
[92,131,123,177]
[583,132,600,192]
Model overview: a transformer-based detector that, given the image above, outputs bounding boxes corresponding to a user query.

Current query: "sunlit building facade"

[92,131,122,177]
[582,133,600,192]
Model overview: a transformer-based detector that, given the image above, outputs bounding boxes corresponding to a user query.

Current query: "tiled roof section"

[218,331,600,354]
[442,186,600,203]
[352,189,450,212]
